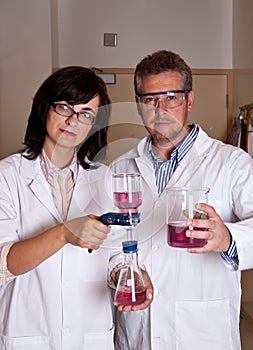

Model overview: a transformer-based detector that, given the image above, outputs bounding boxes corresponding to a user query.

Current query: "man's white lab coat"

[111,126,253,350]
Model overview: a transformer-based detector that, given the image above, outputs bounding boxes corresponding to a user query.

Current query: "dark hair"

[134,50,192,95]
[23,66,111,169]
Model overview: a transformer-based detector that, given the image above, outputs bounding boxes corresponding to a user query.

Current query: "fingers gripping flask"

[115,240,146,306]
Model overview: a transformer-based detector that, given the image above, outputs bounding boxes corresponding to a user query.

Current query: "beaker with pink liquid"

[166,187,210,248]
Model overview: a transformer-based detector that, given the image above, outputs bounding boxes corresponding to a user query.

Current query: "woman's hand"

[64,214,110,250]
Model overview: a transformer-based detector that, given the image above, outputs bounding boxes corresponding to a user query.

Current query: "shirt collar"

[147,123,198,163]
[40,149,78,182]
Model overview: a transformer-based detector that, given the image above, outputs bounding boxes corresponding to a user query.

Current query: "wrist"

[56,223,69,246]
[224,226,232,253]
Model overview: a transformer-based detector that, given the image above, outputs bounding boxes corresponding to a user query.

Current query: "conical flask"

[115,240,146,306]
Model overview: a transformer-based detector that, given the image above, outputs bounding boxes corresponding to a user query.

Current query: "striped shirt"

[147,123,239,268]
[147,124,199,193]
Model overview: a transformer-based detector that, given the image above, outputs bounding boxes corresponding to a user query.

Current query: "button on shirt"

[147,123,239,268]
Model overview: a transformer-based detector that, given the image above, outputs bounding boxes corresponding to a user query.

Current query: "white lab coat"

[111,126,253,350]
[0,153,115,350]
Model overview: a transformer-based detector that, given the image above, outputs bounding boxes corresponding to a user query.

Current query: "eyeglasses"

[137,90,189,109]
[51,102,96,125]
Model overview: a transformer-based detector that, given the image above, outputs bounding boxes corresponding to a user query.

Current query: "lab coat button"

[62,328,71,336]
[152,245,158,251]
[64,280,70,286]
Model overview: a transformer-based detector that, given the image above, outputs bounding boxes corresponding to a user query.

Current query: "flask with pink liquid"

[115,240,146,306]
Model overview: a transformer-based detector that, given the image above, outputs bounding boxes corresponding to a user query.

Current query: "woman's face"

[44,95,99,155]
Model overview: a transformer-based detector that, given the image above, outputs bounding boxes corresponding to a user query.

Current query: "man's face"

[136,71,194,147]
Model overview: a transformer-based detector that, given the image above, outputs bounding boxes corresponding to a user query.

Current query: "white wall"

[56,0,233,69]
[1,0,253,159]
[0,0,52,158]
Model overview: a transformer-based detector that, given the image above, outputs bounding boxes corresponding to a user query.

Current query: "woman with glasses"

[0,66,114,350]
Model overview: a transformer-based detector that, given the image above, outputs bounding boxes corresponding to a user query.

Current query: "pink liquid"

[167,222,207,248]
[113,192,142,214]
[115,290,146,306]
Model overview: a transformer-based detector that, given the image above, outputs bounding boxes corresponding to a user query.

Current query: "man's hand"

[186,203,231,254]
[113,269,154,312]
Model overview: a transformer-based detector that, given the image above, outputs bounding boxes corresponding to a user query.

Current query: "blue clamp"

[88,212,141,253]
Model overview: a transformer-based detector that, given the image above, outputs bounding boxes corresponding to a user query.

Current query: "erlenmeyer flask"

[115,240,146,306]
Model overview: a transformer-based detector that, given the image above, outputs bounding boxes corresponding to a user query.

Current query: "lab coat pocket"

[0,335,50,349]
[78,249,109,282]
[83,328,114,350]
[175,299,233,350]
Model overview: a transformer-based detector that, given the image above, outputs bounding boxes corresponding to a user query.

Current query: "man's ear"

[187,90,194,112]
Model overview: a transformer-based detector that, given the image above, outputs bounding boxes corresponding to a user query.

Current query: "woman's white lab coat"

[0,153,114,350]
[111,126,253,350]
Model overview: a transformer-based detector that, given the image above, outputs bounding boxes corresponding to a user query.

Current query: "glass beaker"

[114,240,146,306]
[166,187,210,248]
[112,173,142,215]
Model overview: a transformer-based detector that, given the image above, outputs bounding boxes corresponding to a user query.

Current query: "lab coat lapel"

[67,170,92,220]
[134,143,207,196]
[172,150,206,186]
[135,155,158,196]
[20,156,61,221]
[67,166,109,220]
[165,130,209,189]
